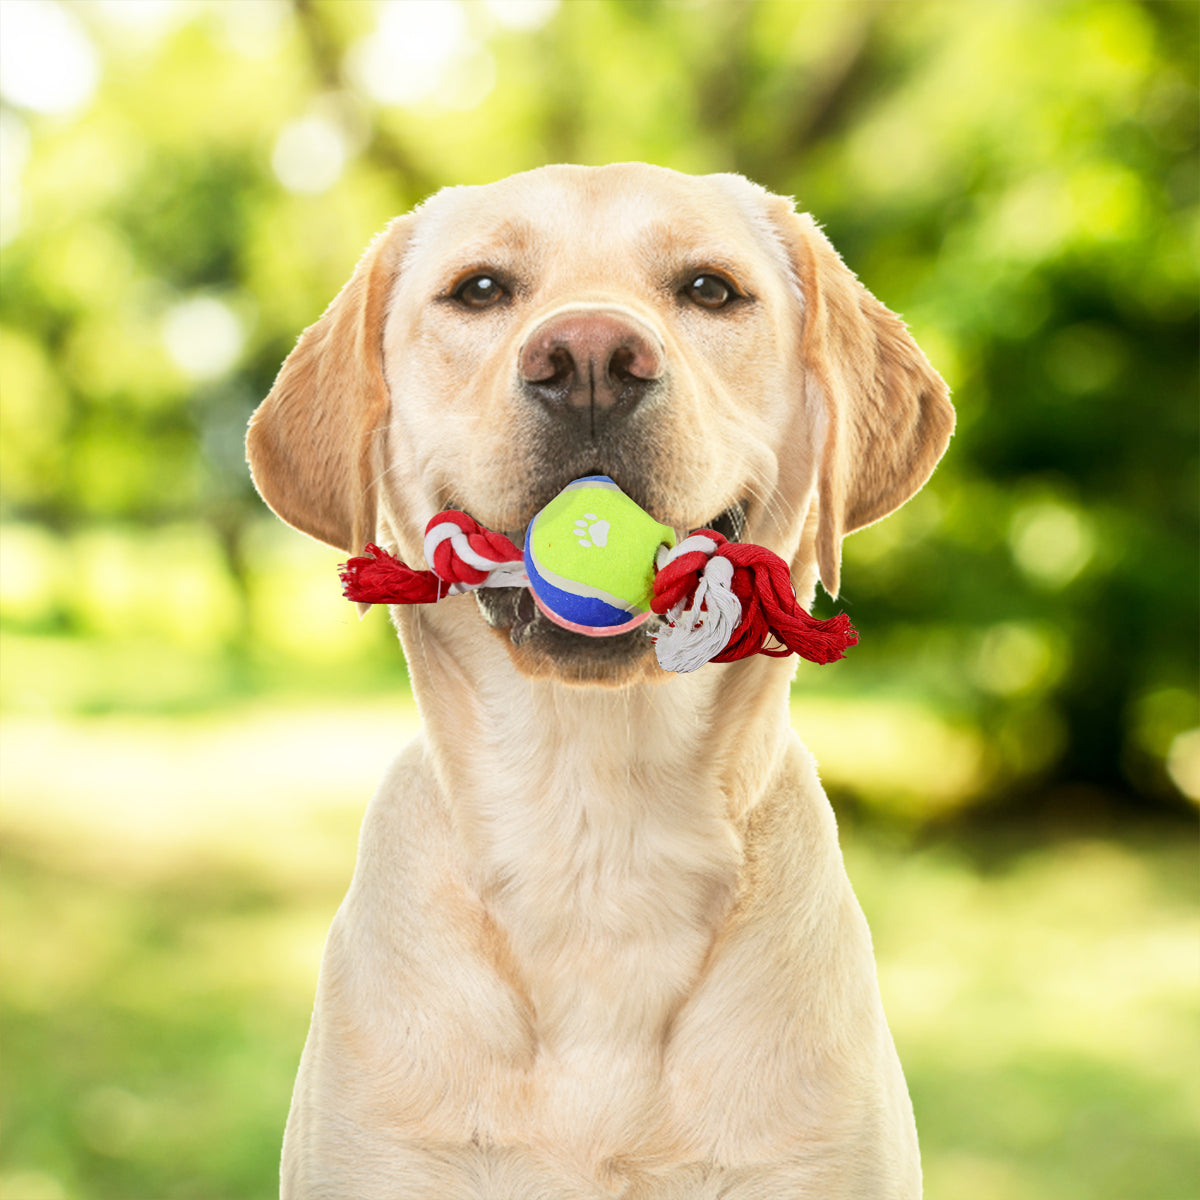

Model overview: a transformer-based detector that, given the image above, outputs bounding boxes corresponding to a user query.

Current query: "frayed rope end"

[339,544,445,605]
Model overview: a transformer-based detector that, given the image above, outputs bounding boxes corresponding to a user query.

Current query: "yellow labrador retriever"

[247,163,952,1199]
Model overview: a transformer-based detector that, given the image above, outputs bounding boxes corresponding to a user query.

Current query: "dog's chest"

[464,744,742,1154]
[483,773,740,1036]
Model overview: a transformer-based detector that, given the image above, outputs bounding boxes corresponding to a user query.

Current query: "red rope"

[425,511,523,587]
[339,513,522,604]
[339,543,446,604]
[340,518,857,667]
[651,530,858,665]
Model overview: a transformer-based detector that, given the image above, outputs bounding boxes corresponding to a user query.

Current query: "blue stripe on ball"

[524,540,632,630]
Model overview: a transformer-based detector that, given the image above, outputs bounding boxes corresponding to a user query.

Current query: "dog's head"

[247,163,952,684]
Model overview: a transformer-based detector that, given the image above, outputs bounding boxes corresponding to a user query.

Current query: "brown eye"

[685,274,735,310]
[453,275,506,309]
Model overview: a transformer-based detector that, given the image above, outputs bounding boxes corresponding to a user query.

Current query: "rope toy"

[339,475,857,674]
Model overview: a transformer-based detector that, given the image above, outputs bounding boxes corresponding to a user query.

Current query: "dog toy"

[339,475,857,673]
[524,476,676,636]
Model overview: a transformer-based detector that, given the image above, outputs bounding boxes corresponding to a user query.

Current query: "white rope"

[477,560,530,588]
[658,533,720,566]
[653,543,742,673]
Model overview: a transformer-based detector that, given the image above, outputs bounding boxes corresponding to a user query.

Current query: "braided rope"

[423,514,527,592]
[340,512,856,672]
[340,514,524,604]
[651,530,858,671]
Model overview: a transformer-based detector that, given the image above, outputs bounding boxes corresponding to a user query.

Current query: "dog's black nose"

[519,309,663,427]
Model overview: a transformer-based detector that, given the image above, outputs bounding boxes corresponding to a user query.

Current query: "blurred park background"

[0,0,1196,1197]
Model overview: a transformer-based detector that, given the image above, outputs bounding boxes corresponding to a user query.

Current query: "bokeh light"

[0,0,99,116]
[161,296,246,381]
[271,113,349,194]
[346,0,490,109]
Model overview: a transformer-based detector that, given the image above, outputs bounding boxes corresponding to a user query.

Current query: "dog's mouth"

[699,503,747,545]
[471,498,747,677]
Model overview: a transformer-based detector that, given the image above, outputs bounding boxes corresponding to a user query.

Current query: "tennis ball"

[524,476,676,636]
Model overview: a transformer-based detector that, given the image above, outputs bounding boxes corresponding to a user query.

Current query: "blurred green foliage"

[1,0,1196,822]
[1,1,1198,1198]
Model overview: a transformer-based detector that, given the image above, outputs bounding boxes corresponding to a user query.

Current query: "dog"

[246,162,953,1199]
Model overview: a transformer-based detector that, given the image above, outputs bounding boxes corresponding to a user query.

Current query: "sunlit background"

[0,1,1196,1198]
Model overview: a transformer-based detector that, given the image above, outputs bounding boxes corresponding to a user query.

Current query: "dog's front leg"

[279,747,549,1199]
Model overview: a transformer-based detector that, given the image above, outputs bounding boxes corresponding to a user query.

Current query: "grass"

[848,832,1199,1200]
[0,704,1196,1200]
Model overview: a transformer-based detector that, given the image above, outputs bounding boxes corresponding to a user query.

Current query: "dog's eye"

[684,274,736,310]
[453,275,506,309]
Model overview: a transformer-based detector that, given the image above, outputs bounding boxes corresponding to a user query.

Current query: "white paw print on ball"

[574,514,610,548]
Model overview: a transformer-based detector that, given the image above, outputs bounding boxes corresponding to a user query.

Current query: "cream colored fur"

[247,163,953,1199]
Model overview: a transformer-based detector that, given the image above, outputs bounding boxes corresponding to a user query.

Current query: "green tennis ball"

[523,476,676,635]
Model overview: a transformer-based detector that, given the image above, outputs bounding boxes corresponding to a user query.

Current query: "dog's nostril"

[545,346,575,385]
[521,339,576,386]
[608,346,638,384]
[606,345,659,409]
[522,346,576,408]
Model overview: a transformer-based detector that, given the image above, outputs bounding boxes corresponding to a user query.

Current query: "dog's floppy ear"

[776,206,954,597]
[246,215,413,553]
